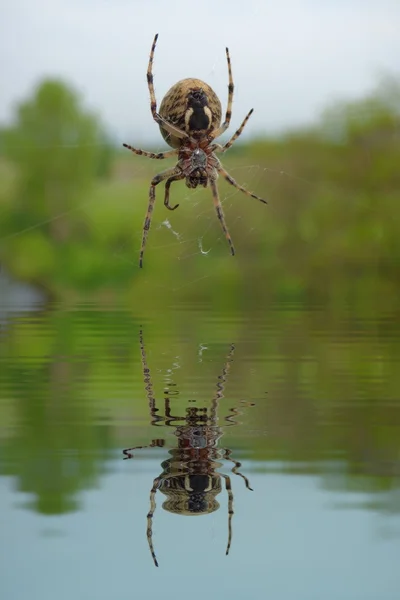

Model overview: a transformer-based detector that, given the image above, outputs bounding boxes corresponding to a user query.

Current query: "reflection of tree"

[0,311,114,515]
[244,312,400,513]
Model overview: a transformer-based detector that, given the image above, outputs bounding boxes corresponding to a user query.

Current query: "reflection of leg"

[225,406,240,425]
[210,344,235,424]
[223,448,253,490]
[164,396,185,425]
[123,439,165,460]
[123,443,150,460]
[221,474,234,555]
[147,476,162,567]
[139,329,163,424]
[139,329,156,416]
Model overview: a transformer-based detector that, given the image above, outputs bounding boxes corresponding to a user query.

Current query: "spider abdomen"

[159,78,222,148]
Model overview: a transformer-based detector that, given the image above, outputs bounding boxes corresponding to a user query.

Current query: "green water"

[1,298,399,599]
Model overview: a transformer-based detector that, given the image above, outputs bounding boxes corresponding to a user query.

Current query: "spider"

[123,34,267,268]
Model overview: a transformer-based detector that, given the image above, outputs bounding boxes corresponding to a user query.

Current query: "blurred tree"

[320,75,400,142]
[319,75,400,193]
[2,79,111,242]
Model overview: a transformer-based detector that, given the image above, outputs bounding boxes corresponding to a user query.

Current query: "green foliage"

[1,79,111,244]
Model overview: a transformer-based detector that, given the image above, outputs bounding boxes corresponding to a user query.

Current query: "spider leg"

[147,34,189,141]
[209,178,235,256]
[123,144,178,160]
[147,33,163,123]
[217,164,267,204]
[211,47,234,139]
[155,116,190,141]
[213,108,254,153]
[140,166,182,268]
[164,173,185,210]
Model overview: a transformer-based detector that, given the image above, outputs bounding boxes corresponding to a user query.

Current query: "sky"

[1,0,400,145]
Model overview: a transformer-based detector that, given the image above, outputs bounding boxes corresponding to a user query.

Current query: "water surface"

[1,300,399,599]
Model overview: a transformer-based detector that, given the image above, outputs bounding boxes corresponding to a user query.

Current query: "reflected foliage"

[0,306,399,519]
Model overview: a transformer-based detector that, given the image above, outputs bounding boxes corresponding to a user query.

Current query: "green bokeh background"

[0,76,399,307]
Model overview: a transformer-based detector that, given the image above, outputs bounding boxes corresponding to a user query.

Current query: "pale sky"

[1,0,399,145]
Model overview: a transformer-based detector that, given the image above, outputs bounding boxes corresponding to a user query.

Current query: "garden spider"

[123,33,267,267]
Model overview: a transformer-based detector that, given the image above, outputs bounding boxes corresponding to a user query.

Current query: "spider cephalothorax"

[123,34,267,268]
[178,140,218,190]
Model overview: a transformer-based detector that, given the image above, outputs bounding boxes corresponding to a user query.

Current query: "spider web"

[136,161,267,260]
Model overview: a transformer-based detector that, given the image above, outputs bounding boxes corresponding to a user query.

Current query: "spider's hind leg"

[215,108,254,153]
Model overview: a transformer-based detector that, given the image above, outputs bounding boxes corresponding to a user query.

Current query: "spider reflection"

[123,332,253,566]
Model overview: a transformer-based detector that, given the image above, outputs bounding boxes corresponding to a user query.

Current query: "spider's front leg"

[140,166,182,268]
[164,173,185,210]
[210,47,234,139]
[212,108,254,153]
[146,33,190,143]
